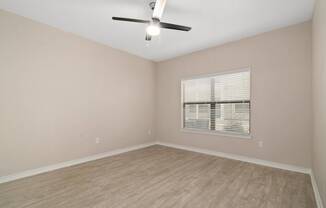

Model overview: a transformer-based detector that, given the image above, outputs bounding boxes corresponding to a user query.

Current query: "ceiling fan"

[112,0,192,41]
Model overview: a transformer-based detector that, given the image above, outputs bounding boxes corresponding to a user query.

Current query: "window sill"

[180,129,252,139]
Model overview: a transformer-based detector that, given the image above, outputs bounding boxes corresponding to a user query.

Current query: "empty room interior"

[0,0,325,207]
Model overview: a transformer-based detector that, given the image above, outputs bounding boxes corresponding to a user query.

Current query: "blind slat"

[182,70,250,135]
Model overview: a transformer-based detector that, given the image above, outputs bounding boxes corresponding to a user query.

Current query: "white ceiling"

[0,0,315,61]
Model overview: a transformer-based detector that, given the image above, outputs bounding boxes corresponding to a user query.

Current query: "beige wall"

[0,8,316,180]
[156,22,312,168]
[312,0,326,204]
[0,10,156,177]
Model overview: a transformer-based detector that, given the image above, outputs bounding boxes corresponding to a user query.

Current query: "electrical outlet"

[95,137,100,144]
[258,141,263,148]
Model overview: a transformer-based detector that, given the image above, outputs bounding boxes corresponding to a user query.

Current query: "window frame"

[180,68,252,139]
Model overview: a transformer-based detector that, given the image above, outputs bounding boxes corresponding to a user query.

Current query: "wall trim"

[0,142,156,184]
[156,142,311,174]
[157,142,326,206]
[311,171,325,208]
[1,141,322,208]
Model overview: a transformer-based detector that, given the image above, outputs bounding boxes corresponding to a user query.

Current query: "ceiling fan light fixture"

[146,24,161,36]
[112,0,191,41]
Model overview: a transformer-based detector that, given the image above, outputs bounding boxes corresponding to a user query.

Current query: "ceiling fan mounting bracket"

[149,1,156,11]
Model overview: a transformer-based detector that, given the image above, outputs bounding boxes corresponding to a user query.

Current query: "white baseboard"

[1,141,323,208]
[0,142,156,184]
[156,142,311,174]
[311,172,325,208]
[156,142,326,206]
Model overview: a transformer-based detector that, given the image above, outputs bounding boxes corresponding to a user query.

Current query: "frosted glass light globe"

[146,24,161,36]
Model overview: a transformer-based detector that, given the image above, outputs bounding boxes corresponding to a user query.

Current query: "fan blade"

[160,22,191,31]
[112,17,150,24]
[145,34,152,41]
[153,0,167,20]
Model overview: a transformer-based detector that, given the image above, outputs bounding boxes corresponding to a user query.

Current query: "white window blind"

[182,70,250,136]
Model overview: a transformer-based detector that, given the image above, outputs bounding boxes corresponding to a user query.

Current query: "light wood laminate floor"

[0,145,317,208]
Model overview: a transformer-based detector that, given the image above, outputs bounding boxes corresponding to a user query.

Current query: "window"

[181,70,250,136]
